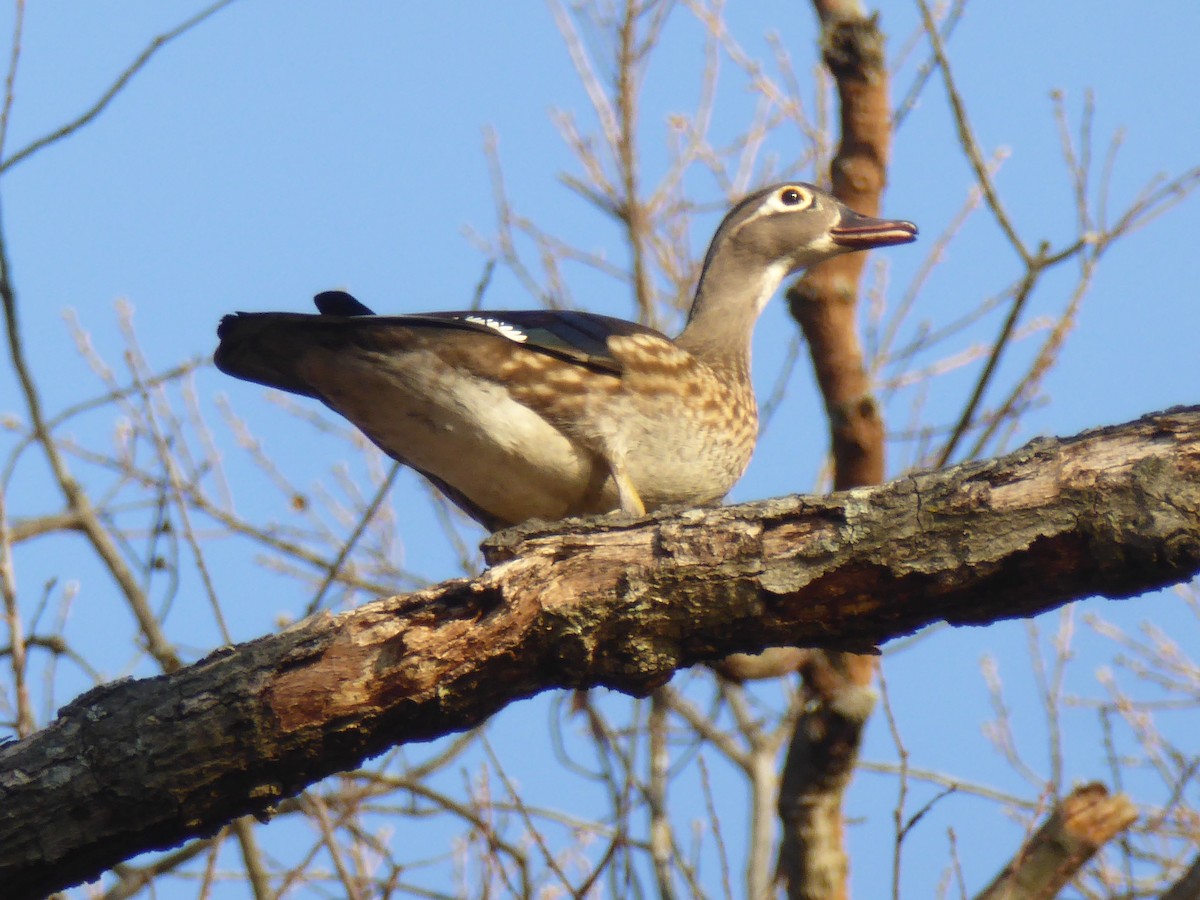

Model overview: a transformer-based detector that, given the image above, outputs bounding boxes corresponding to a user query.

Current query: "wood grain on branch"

[2,406,1199,898]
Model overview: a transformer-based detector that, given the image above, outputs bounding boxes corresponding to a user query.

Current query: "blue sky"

[3,2,1199,896]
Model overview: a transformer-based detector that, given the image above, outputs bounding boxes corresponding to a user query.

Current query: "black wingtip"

[314,290,375,317]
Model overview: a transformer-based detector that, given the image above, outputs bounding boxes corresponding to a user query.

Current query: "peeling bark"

[1,407,1199,898]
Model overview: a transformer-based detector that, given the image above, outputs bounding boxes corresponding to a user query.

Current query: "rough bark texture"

[975,783,1137,899]
[781,4,894,896]
[2,406,1199,898]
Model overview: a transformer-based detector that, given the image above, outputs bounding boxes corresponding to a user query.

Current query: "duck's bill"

[830,209,919,249]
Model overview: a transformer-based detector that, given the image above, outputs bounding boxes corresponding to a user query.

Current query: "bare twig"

[913,0,1030,263]
[305,462,401,616]
[648,691,678,900]
[0,0,25,162]
[0,0,238,175]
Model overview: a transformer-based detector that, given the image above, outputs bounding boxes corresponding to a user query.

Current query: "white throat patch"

[753,259,792,316]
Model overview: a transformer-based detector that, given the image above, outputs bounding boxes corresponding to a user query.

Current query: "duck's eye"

[779,186,811,208]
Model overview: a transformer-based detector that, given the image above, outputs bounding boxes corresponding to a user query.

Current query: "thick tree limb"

[2,406,1199,898]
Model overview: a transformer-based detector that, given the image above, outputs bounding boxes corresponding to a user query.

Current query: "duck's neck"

[674,252,791,377]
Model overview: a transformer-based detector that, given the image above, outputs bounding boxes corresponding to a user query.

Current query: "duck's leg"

[608,459,646,516]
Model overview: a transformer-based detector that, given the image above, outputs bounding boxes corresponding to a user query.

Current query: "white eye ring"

[776,185,813,210]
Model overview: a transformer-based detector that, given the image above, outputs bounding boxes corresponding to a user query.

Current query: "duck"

[215,183,916,531]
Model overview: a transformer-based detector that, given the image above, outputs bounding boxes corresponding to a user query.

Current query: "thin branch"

[914,0,1030,263]
[0,0,25,162]
[305,462,401,616]
[936,249,1046,467]
[0,0,238,175]
[648,690,678,900]
[0,204,180,673]
[232,818,272,900]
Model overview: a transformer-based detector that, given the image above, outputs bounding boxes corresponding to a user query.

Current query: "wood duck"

[215,183,916,531]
